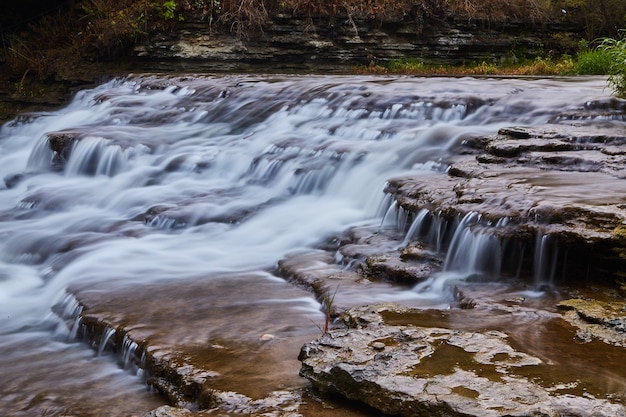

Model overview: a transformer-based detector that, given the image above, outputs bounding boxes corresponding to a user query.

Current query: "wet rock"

[59,276,321,415]
[361,252,438,284]
[385,122,626,285]
[557,298,626,346]
[275,226,445,317]
[144,405,196,417]
[299,303,626,417]
[275,247,422,318]
[46,130,82,170]
[335,227,445,277]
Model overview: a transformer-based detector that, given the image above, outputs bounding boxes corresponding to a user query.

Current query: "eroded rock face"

[133,13,577,72]
[299,304,626,417]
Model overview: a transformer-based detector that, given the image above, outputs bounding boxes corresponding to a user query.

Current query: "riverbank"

[2,0,619,123]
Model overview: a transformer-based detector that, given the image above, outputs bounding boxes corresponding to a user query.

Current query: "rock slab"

[299,304,626,417]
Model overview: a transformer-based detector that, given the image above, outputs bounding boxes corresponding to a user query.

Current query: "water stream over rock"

[0,74,624,416]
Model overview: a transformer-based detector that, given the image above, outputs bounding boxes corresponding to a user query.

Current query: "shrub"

[598,34,626,97]
[573,40,613,75]
[574,49,613,75]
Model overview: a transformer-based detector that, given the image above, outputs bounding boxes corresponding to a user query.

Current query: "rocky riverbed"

[2,75,625,417]
[50,87,626,416]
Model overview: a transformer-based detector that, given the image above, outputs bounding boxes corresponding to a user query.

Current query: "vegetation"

[312,285,339,335]
[358,33,626,80]
[360,48,625,77]
[573,40,614,75]
[1,0,626,99]
[362,55,578,76]
[598,33,626,97]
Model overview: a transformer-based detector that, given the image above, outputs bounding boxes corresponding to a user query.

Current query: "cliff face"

[133,14,583,72]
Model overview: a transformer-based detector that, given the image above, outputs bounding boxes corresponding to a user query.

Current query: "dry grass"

[446,0,552,23]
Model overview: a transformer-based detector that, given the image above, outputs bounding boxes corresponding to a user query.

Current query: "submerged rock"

[299,304,626,417]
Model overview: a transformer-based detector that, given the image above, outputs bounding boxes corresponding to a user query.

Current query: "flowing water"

[0,74,621,416]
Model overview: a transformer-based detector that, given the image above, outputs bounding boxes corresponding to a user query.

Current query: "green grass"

[573,42,614,75]
[358,42,626,81]
[358,55,577,77]
[598,34,626,97]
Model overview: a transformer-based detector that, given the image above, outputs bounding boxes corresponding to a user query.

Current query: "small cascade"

[443,213,505,278]
[378,201,411,234]
[55,292,84,340]
[120,334,141,373]
[26,135,55,172]
[407,212,517,304]
[289,165,338,194]
[402,209,430,245]
[65,136,129,176]
[149,214,183,230]
[396,205,410,234]
[98,327,116,356]
[533,232,559,289]
[391,205,453,253]
[245,157,286,185]
[376,192,395,218]
[55,294,145,375]
[425,212,450,253]
[379,200,398,230]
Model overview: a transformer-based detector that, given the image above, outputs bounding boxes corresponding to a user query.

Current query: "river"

[0,74,621,416]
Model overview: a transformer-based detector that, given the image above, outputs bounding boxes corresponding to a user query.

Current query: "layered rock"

[133,14,579,72]
[382,115,626,286]
[56,275,381,417]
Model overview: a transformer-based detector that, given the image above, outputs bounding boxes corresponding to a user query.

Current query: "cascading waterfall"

[400,209,516,303]
[98,327,116,356]
[0,75,614,415]
[533,232,559,289]
[64,136,130,177]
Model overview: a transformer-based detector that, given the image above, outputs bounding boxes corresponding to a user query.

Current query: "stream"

[0,74,622,416]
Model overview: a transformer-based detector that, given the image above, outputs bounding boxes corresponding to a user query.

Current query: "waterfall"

[98,327,116,356]
[402,208,430,246]
[0,75,614,413]
[533,232,559,289]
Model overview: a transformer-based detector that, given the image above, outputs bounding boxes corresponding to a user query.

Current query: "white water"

[0,74,613,414]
